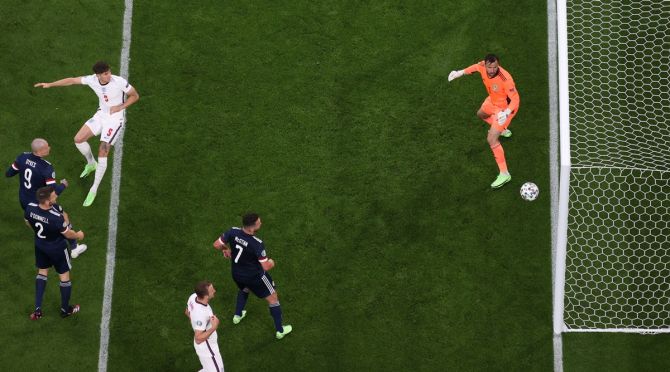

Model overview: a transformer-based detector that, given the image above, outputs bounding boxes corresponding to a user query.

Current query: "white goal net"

[556,0,670,332]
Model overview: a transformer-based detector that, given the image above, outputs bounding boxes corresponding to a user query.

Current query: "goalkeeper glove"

[448,70,464,82]
[497,109,512,125]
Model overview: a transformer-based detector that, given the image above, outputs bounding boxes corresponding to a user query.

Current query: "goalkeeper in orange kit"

[448,54,520,189]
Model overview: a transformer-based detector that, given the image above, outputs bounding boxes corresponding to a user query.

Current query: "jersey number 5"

[234,244,244,263]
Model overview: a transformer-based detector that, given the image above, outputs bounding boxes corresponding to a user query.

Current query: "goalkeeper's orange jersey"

[464,61,520,114]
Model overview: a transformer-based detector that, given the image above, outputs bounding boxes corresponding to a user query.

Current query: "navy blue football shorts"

[35,245,71,274]
[233,272,275,298]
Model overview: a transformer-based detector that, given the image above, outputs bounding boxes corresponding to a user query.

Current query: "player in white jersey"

[189,281,224,372]
[34,61,139,207]
[186,292,198,318]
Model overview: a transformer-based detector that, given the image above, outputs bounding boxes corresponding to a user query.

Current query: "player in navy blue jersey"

[213,213,293,340]
[6,138,85,256]
[6,138,67,210]
[25,186,85,320]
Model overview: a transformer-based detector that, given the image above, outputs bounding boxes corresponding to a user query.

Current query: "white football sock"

[89,157,108,194]
[75,142,96,165]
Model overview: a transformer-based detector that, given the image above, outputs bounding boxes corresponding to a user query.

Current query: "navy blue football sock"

[269,302,283,333]
[35,274,47,310]
[235,290,249,316]
[59,281,72,312]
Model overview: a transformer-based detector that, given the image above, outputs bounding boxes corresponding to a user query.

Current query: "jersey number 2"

[234,244,244,263]
[34,222,46,239]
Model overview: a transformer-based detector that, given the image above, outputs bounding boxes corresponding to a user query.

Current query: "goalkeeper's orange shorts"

[480,97,517,130]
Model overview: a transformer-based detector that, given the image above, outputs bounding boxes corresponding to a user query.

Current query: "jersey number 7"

[234,244,244,263]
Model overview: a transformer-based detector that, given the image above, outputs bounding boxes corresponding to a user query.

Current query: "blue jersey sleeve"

[254,241,268,260]
[221,229,232,245]
[6,154,22,177]
[5,164,18,177]
[40,163,64,195]
[44,165,65,195]
[59,217,69,234]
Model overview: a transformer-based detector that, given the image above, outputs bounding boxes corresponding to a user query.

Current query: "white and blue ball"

[520,182,539,201]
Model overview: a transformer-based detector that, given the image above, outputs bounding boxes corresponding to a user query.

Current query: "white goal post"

[554,0,670,335]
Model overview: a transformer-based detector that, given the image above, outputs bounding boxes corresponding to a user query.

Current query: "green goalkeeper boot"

[501,129,512,138]
[491,173,511,189]
[80,162,97,178]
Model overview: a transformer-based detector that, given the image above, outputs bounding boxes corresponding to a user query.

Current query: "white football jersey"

[186,293,197,315]
[189,296,217,343]
[81,74,133,113]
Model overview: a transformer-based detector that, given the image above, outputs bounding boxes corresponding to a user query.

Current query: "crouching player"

[449,53,521,189]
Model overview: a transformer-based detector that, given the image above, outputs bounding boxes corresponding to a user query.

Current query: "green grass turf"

[564,332,670,372]
[4,1,666,371]
[0,0,124,370]
[108,1,553,371]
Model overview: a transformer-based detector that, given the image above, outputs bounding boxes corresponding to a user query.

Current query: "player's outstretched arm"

[448,69,465,82]
[5,164,18,177]
[34,77,83,88]
[449,62,481,82]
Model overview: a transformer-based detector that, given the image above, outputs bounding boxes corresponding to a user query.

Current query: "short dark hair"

[36,186,54,203]
[484,54,499,64]
[242,213,260,227]
[194,281,212,299]
[93,61,110,74]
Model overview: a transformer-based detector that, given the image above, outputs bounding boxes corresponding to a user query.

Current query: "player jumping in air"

[448,54,520,189]
[34,61,139,206]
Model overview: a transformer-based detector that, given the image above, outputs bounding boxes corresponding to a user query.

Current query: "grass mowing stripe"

[97,1,134,371]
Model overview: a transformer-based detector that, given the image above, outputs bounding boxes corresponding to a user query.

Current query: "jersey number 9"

[24,168,32,189]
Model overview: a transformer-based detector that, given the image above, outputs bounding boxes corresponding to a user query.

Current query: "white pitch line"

[547,0,563,370]
[98,1,134,371]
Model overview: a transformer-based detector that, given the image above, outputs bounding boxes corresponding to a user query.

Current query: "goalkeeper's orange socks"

[490,143,508,174]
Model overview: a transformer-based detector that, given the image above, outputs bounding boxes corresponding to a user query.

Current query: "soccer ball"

[520,182,539,201]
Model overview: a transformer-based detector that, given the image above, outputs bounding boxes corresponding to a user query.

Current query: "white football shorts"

[85,110,125,145]
[194,340,224,372]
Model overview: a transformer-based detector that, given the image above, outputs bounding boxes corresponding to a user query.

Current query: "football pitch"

[1,1,669,371]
